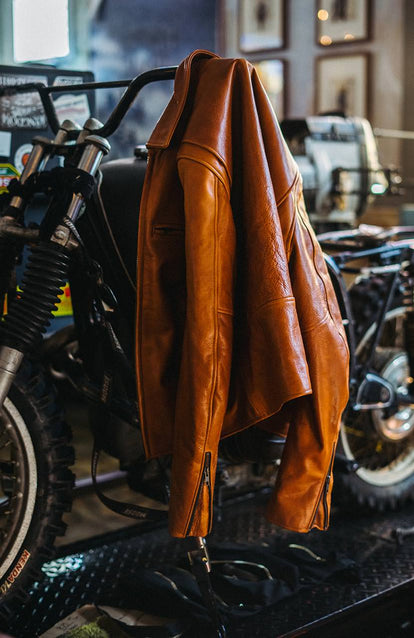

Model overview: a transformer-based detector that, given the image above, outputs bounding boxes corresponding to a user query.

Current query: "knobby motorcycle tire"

[338,276,414,510]
[0,360,74,622]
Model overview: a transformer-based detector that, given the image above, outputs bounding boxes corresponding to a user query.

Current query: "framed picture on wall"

[316,53,369,117]
[239,0,285,52]
[254,59,285,120]
[316,0,370,46]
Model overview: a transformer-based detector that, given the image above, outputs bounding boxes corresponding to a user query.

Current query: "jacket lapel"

[147,49,219,149]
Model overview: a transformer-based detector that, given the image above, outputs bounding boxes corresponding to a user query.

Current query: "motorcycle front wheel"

[339,300,414,509]
[0,360,74,617]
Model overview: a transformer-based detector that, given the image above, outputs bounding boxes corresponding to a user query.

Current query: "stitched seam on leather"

[285,192,297,259]
[207,176,219,478]
[300,311,330,334]
[291,191,349,356]
[250,295,295,318]
[275,171,300,208]
[277,175,300,260]
[184,176,220,535]
[181,139,231,187]
[298,206,348,342]
[178,154,230,199]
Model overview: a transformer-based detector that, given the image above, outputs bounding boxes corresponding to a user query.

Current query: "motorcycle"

[281,114,414,510]
[0,67,413,629]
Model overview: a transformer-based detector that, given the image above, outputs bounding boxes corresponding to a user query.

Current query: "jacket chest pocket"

[153,225,184,237]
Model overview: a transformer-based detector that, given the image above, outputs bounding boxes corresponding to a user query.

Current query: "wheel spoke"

[341,299,414,493]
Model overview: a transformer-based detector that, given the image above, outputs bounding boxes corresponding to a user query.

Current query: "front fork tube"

[0,348,24,406]
[0,139,49,311]
[0,120,79,309]
[0,134,110,408]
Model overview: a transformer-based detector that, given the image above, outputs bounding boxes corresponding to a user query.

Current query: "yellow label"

[54,282,73,317]
[3,283,73,318]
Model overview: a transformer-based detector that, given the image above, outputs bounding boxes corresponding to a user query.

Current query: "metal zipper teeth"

[185,452,212,536]
[309,445,336,530]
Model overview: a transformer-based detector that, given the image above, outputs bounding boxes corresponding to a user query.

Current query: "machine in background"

[281,115,401,231]
[280,115,414,514]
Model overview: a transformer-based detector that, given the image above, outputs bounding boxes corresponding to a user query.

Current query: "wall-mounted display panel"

[316,0,370,46]
[316,53,369,117]
[239,0,285,52]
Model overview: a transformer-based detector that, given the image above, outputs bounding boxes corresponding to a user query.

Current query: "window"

[13,0,69,63]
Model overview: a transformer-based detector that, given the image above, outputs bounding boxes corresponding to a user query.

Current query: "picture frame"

[315,53,369,118]
[239,0,285,53]
[253,59,286,120]
[316,0,370,46]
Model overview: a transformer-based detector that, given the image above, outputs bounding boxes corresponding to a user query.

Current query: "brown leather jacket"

[135,50,349,538]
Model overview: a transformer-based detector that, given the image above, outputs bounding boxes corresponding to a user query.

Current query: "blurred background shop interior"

[0,0,412,225]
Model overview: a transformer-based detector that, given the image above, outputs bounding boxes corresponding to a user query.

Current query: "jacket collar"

[147,49,219,149]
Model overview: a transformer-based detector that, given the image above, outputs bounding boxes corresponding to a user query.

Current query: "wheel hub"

[372,352,414,442]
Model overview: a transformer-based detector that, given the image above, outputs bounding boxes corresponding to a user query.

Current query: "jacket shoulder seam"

[180,139,232,186]
[177,153,230,198]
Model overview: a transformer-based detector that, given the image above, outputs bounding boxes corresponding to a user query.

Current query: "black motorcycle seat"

[97,155,147,285]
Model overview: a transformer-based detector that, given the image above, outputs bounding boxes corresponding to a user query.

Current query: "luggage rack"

[4,491,414,637]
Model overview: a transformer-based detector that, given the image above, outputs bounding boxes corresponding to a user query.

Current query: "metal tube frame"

[323,233,414,414]
[0,67,177,140]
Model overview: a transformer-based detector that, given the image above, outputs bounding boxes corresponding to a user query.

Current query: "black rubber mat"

[4,491,414,637]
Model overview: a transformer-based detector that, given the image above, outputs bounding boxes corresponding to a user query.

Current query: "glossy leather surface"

[135,50,349,537]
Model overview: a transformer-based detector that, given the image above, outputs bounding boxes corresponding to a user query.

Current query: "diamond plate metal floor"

[3,492,414,637]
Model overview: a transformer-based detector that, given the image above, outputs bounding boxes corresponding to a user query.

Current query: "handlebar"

[0,66,177,140]
[318,224,414,245]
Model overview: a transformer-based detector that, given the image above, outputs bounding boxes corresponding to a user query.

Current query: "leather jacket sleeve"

[168,155,235,536]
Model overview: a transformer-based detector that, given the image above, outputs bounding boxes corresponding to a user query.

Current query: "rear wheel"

[339,281,414,509]
[0,361,74,616]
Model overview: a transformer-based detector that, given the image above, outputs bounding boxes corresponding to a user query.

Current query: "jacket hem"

[143,386,312,459]
[265,516,328,534]
[220,387,313,441]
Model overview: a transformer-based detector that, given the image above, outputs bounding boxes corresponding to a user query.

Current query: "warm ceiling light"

[320,35,333,45]
[317,9,329,21]
[344,33,355,40]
